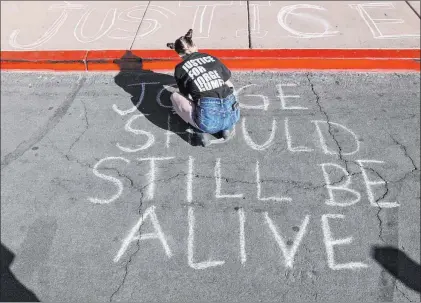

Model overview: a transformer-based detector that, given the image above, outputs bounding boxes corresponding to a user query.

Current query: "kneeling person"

[167,29,240,147]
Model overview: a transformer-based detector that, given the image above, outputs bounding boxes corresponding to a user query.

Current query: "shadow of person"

[113,50,198,146]
[372,245,420,293]
[1,243,40,302]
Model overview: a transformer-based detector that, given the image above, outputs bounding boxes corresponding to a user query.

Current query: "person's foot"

[221,128,234,140]
[196,132,210,147]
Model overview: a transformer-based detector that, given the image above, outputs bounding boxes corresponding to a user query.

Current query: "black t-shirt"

[174,52,232,102]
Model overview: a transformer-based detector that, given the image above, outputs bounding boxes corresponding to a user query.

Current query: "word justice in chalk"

[88,156,399,209]
[114,205,369,272]
[9,2,418,50]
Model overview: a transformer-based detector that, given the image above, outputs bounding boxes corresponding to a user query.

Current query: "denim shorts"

[193,93,240,134]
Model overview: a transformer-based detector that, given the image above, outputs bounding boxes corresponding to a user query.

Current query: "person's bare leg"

[170,92,210,146]
[170,92,197,128]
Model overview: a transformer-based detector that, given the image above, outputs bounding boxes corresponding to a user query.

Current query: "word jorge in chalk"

[112,81,361,153]
[181,56,225,92]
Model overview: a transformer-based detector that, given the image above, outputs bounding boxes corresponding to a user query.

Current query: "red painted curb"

[1,49,420,71]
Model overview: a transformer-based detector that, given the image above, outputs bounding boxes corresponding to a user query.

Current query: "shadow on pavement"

[372,245,420,293]
[113,50,198,146]
[1,243,40,302]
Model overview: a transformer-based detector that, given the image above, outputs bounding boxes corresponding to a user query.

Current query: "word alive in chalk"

[114,205,369,272]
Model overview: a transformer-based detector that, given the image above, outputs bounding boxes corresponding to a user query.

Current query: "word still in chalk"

[114,206,369,272]
[88,157,398,209]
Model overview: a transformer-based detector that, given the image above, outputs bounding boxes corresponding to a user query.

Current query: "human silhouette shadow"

[372,245,420,293]
[1,243,40,302]
[113,50,198,146]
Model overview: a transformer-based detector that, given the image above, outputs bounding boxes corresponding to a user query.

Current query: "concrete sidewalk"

[1,1,420,71]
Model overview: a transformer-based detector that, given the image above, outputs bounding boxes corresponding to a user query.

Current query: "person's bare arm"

[225,79,234,88]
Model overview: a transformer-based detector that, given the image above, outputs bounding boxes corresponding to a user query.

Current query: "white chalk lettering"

[312,120,360,156]
[188,207,225,269]
[321,214,369,270]
[284,118,314,152]
[117,114,155,152]
[114,205,172,262]
[156,85,175,109]
[265,213,310,268]
[215,158,244,199]
[356,160,400,208]
[320,163,361,207]
[107,5,143,40]
[256,161,292,202]
[236,1,271,38]
[277,4,339,38]
[88,157,130,204]
[349,3,420,39]
[113,82,160,116]
[235,84,269,111]
[242,118,277,151]
[137,157,175,201]
[9,2,86,49]
[74,8,117,43]
[277,83,306,110]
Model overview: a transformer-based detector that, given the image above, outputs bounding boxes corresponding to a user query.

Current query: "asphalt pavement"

[1,70,420,302]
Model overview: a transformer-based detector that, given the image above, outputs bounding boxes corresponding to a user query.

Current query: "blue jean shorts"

[193,93,240,134]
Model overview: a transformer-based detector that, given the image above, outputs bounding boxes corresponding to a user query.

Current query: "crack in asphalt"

[305,74,397,246]
[108,173,182,301]
[305,74,411,302]
[369,168,390,244]
[67,100,90,155]
[109,238,141,302]
[388,134,419,171]
[395,283,414,302]
[283,172,363,195]
[392,169,419,185]
[306,73,351,173]
[368,133,420,246]
[46,136,95,170]
[41,137,379,199]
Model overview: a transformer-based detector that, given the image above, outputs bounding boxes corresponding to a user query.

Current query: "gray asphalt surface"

[1,70,420,302]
